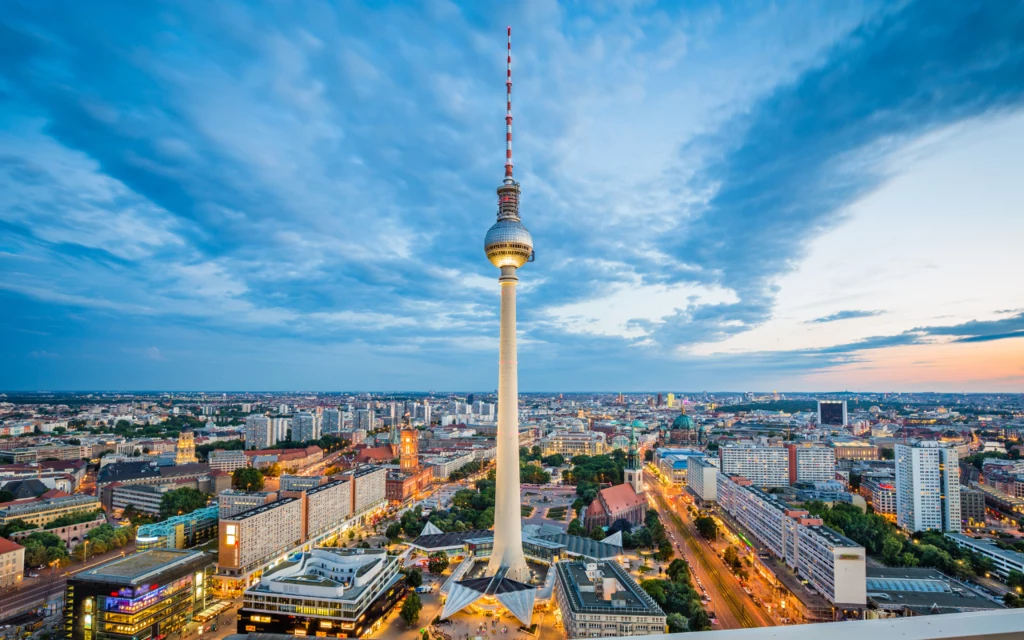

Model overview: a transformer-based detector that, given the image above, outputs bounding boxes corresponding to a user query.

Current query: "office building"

[717,474,866,606]
[208,450,247,473]
[719,444,790,487]
[218,490,278,518]
[245,415,274,450]
[787,443,836,483]
[687,456,719,503]
[0,538,25,588]
[0,493,101,527]
[895,441,961,533]
[65,549,215,640]
[554,560,666,638]
[238,548,404,638]
[322,408,343,435]
[818,400,848,427]
[540,431,606,458]
[960,486,986,527]
[291,411,319,443]
[426,452,476,480]
[136,505,219,551]
[110,484,180,516]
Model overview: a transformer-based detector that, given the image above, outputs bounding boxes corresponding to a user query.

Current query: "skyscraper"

[292,411,319,443]
[895,441,961,533]
[245,414,273,450]
[483,26,534,583]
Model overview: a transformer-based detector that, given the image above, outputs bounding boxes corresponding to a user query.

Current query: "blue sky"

[1,1,1023,392]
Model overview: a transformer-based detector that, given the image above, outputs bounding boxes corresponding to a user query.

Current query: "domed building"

[669,411,701,445]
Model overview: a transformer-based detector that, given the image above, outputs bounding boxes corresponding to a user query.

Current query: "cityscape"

[1,2,1024,640]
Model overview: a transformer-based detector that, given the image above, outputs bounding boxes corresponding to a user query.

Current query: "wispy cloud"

[806,310,885,324]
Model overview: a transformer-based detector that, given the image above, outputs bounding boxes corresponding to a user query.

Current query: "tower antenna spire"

[504,26,514,184]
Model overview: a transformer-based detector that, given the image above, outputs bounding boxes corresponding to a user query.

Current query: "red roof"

[0,537,25,554]
[354,446,394,463]
[597,483,645,514]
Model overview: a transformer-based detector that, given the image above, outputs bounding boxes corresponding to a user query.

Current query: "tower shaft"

[487,265,530,581]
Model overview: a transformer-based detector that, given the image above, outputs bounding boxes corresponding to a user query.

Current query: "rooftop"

[225,497,298,521]
[555,560,663,616]
[74,549,209,585]
[865,566,1003,615]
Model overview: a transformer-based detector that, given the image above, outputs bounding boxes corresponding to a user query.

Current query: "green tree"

[695,515,717,540]
[644,449,655,462]
[263,462,282,477]
[567,519,584,537]
[0,489,14,503]
[404,567,423,588]
[666,559,690,583]
[158,487,209,519]
[400,592,422,626]
[723,546,740,570]
[666,613,688,633]
[386,523,403,542]
[427,551,450,574]
[541,453,565,467]
[232,467,265,492]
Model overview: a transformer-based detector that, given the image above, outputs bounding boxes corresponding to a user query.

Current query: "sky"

[1,0,1023,393]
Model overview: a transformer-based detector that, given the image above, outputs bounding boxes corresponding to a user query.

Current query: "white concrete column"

[487,265,530,582]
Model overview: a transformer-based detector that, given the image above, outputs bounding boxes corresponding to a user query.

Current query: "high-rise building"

[292,411,319,443]
[666,392,675,408]
[322,408,343,434]
[818,400,848,427]
[355,409,374,431]
[245,414,273,450]
[895,441,961,533]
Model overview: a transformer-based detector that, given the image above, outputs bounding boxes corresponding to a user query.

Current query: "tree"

[427,551,450,574]
[263,462,282,477]
[644,449,655,462]
[541,453,565,467]
[404,567,423,588]
[386,523,403,542]
[0,489,14,503]
[666,559,690,583]
[723,546,740,570]
[1007,570,1024,591]
[232,467,265,492]
[158,487,209,519]
[400,592,422,626]
[666,613,688,633]
[695,516,718,540]
[567,519,585,537]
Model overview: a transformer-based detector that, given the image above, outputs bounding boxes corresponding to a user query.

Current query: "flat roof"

[556,560,663,616]
[946,533,1024,567]
[224,497,298,521]
[865,567,1003,614]
[74,549,207,585]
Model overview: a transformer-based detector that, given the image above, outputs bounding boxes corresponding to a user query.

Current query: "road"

[648,481,773,630]
[0,573,66,622]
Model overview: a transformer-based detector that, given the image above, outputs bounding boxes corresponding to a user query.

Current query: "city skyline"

[2,1,1024,392]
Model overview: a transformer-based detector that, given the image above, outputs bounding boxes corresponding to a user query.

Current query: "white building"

[245,415,273,450]
[686,456,719,503]
[719,444,790,487]
[717,474,866,606]
[947,533,1024,579]
[789,444,836,483]
[895,441,961,533]
[322,408,343,434]
[209,449,248,473]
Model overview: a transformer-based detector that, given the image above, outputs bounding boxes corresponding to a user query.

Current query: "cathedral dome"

[671,414,695,431]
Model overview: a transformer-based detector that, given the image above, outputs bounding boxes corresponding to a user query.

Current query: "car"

[27,573,39,578]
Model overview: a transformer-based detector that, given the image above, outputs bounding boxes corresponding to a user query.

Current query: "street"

[647,480,773,629]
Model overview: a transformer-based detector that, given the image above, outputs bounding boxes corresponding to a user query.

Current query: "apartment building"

[686,456,719,503]
[959,486,986,527]
[860,478,897,519]
[343,466,388,518]
[895,441,961,533]
[426,452,476,480]
[786,443,836,483]
[245,414,274,450]
[719,444,790,487]
[218,498,305,590]
[279,475,323,492]
[292,411,319,443]
[303,478,352,540]
[717,474,866,607]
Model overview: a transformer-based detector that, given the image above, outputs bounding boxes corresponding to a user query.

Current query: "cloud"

[805,310,885,324]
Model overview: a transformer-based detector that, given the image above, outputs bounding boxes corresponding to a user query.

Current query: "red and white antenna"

[504,26,514,184]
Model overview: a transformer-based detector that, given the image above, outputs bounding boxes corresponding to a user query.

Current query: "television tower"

[484,26,533,583]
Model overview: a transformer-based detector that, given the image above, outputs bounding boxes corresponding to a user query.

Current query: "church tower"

[624,423,644,494]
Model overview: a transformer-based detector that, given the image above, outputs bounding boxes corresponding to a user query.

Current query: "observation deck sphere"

[485,218,533,268]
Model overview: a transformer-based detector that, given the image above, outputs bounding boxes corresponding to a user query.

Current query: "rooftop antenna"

[504,26,514,184]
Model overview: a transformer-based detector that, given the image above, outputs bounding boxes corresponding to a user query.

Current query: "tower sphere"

[485,218,533,268]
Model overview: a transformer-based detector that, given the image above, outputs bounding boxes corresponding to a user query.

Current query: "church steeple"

[624,422,644,494]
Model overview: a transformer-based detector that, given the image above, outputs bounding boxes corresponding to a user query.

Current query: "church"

[583,425,647,529]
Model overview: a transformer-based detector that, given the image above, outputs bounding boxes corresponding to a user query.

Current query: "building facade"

[717,474,866,607]
[895,442,961,533]
[136,505,219,551]
[0,494,101,527]
[208,450,247,473]
[686,457,719,503]
[787,444,836,483]
[237,548,405,639]
[0,538,25,588]
[245,415,274,450]
[540,431,606,458]
[959,486,986,528]
[65,549,215,640]
[718,444,790,487]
